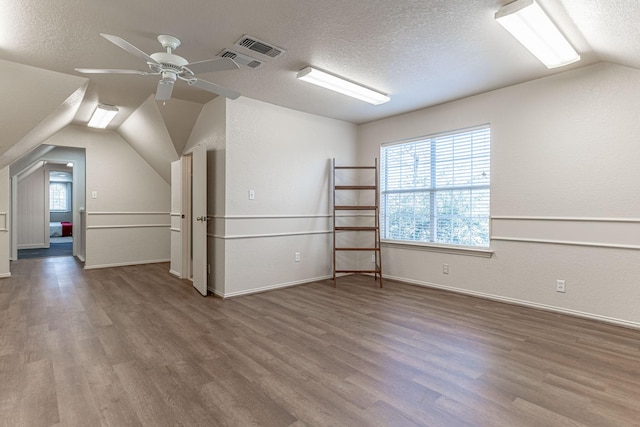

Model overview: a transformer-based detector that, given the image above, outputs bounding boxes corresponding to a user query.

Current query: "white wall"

[186,96,358,297]
[222,97,358,296]
[17,164,47,249]
[0,168,9,277]
[43,125,171,269]
[358,62,640,327]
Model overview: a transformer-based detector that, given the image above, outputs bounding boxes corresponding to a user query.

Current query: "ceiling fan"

[76,33,241,101]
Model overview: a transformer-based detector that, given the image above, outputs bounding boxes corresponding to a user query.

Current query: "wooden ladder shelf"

[331,159,382,288]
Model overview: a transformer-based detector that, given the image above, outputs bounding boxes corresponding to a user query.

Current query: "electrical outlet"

[371,253,376,263]
[556,279,566,293]
[248,190,255,200]
[294,252,301,262]
[443,264,449,274]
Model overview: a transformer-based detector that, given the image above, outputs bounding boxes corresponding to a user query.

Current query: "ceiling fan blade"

[184,57,240,75]
[100,33,160,65]
[188,78,240,100]
[156,80,175,101]
[75,68,149,75]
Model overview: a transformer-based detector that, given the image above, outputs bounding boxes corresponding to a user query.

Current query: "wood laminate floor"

[1,257,639,426]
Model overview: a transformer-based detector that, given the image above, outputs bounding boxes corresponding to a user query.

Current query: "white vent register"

[235,35,285,59]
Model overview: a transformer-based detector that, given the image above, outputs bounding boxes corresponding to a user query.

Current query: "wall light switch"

[91,191,98,199]
[249,190,255,200]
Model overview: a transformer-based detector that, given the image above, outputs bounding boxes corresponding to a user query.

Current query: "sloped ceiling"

[0,60,88,166]
[157,99,204,156]
[0,0,613,129]
[117,95,179,183]
[2,0,640,173]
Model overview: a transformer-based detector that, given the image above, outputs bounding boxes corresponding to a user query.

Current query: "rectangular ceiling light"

[87,104,119,129]
[495,0,580,69]
[296,67,390,105]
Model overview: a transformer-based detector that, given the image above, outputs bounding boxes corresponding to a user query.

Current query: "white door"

[170,159,184,277]
[192,144,208,296]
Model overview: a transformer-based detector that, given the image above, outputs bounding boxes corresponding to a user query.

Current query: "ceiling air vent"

[235,35,285,59]
[217,49,262,69]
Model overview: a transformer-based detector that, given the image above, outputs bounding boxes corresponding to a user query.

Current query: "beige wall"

[43,125,171,269]
[0,168,10,277]
[16,164,47,249]
[358,62,640,327]
[187,96,359,297]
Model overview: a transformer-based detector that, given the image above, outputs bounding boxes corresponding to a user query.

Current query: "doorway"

[16,165,74,259]
[10,145,86,264]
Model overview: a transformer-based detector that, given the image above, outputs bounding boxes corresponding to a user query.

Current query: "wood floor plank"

[84,361,143,427]
[52,363,102,426]
[19,358,59,427]
[113,360,182,426]
[1,257,640,426]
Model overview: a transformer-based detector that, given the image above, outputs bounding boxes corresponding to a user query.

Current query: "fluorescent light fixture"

[296,66,390,105]
[495,0,580,69]
[87,104,119,129]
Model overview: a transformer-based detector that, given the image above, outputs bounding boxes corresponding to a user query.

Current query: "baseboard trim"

[0,272,11,278]
[384,274,640,330]
[169,269,183,278]
[84,259,170,270]
[211,275,333,299]
[18,244,47,250]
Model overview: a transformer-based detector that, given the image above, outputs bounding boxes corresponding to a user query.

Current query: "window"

[380,125,491,247]
[50,182,71,212]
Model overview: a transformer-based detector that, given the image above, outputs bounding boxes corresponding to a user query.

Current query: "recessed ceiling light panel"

[495,0,580,68]
[87,104,119,129]
[297,67,390,105]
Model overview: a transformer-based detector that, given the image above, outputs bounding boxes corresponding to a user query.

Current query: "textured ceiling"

[0,0,636,129]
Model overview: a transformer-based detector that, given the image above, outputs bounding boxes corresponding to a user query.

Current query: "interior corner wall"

[184,96,227,295]
[187,96,359,297]
[42,125,171,269]
[358,62,640,328]
[0,167,10,277]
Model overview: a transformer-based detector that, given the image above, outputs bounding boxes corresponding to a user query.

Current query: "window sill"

[381,240,494,258]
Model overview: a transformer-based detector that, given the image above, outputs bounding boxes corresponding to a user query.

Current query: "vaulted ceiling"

[1,0,639,169]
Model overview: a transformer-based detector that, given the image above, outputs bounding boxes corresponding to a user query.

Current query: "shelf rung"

[335,269,381,273]
[335,205,377,210]
[335,185,377,190]
[335,247,380,251]
[334,166,376,170]
[335,226,377,231]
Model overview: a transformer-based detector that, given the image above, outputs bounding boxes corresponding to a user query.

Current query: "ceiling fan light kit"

[495,0,580,69]
[297,66,390,105]
[76,33,242,102]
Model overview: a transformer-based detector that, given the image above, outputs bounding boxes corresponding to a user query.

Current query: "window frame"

[49,181,71,213]
[379,124,492,253]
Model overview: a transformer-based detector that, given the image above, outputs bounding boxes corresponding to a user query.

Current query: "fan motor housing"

[150,52,188,69]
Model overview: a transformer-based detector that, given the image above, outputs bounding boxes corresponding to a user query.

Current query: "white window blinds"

[380,125,491,247]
